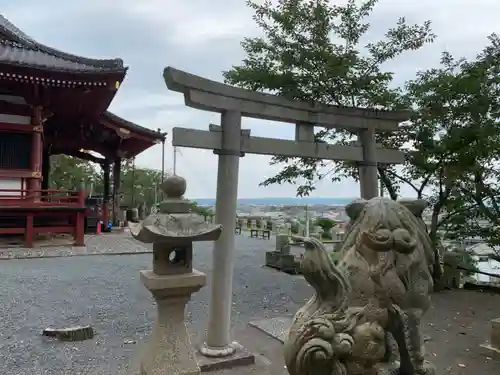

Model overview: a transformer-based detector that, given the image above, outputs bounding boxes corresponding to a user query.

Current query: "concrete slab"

[248,317,292,343]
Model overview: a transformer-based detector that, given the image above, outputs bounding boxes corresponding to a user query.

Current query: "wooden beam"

[0,100,30,116]
[0,170,33,178]
[172,127,405,164]
[0,114,30,125]
[51,149,106,164]
[99,118,158,143]
[0,122,33,132]
[47,138,115,159]
[0,95,27,105]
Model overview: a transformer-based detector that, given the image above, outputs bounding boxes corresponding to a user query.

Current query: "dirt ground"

[421,289,499,374]
[205,289,500,375]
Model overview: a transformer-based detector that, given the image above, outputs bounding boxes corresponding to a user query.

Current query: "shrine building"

[0,15,165,247]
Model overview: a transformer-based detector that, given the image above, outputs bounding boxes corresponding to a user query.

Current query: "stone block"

[140,269,206,296]
[491,318,500,349]
[265,252,299,274]
[42,325,94,342]
[265,251,279,267]
[139,270,206,375]
[283,255,300,274]
[275,234,290,254]
[480,318,500,360]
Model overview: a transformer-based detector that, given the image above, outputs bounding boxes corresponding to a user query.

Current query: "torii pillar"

[358,128,379,199]
[200,110,243,357]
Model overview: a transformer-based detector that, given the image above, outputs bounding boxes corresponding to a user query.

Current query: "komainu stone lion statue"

[283,198,435,375]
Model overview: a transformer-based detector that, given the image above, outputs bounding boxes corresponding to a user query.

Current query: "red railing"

[0,189,85,207]
[0,188,86,247]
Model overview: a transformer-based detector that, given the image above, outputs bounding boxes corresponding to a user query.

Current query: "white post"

[202,110,242,357]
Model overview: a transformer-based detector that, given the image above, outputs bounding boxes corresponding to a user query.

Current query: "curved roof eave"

[103,111,166,142]
[0,14,126,73]
[0,59,128,77]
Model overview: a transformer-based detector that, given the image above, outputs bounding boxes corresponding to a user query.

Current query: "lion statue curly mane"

[283,198,436,375]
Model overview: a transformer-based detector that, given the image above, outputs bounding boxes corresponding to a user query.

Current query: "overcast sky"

[2,0,497,198]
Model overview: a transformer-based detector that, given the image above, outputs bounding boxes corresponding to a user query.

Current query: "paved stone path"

[0,234,312,374]
[0,234,151,260]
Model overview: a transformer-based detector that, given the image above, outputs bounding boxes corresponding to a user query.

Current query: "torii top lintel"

[163,66,411,132]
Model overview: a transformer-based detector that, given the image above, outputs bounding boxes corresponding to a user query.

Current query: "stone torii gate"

[163,67,410,362]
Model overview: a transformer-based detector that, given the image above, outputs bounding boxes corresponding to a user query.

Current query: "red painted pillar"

[112,158,121,226]
[75,189,85,246]
[28,106,43,199]
[25,214,34,247]
[102,160,110,231]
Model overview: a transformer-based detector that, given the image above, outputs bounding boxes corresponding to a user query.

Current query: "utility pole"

[173,146,178,175]
[160,129,166,182]
[305,204,310,237]
[158,128,167,202]
[131,157,136,207]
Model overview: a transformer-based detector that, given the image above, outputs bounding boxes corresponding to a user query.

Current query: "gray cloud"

[1,0,497,198]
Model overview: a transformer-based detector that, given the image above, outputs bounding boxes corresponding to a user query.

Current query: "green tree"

[225,0,500,284]
[224,0,435,196]
[120,162,163,209]
[190,202,214,218]
[398,36,500,264]
[314,217,335,232]
[50,155,100,191]
[49,155,164,212]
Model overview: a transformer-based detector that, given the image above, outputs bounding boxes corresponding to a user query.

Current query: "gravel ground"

[2,234,499,375]
[0,235,312,375]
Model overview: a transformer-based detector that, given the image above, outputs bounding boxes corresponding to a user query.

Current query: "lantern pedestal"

[139,269,206,375]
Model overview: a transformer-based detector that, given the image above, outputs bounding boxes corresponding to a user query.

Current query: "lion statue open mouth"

[283,198,436,375]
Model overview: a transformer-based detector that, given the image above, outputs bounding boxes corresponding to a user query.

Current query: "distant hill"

[192,197,358,206]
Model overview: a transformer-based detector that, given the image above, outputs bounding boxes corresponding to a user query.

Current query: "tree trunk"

[378,167,398,200]
[429,208,444,291]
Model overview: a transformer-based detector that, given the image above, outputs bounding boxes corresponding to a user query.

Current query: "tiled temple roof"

[0,14,127,74]
[103,111,166,141]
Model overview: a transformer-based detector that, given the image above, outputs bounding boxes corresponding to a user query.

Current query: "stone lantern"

[130,174,222,375]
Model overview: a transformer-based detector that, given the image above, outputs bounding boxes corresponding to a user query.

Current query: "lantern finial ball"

[160,175,186,198]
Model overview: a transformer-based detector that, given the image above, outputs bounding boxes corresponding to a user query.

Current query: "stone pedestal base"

[265,251,299,274]
[139,269,206,375]
[197,342,255,372]
[481,344,500,360]
[481,318,500,360]
[200,341,238,357]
